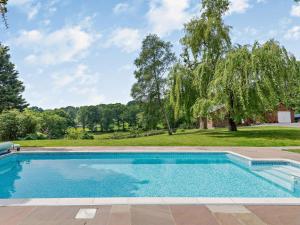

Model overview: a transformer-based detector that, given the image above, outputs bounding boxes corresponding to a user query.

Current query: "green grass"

[286,149,300,154]
[14,126,300,147]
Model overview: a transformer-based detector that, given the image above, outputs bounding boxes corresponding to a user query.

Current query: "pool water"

[0,152,299,198]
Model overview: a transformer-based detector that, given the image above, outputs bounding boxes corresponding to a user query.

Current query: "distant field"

[14,126,300,147]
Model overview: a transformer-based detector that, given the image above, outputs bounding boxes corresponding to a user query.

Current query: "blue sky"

[0,0,300,109]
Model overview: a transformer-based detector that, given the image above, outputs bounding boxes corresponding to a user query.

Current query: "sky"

[0,0,300,109]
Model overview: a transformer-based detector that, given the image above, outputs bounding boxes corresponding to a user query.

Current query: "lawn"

[15,126,300,147]
[286,149,300,154]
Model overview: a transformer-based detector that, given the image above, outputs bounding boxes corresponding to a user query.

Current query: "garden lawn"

[14,126,300,147]
[287,149,300,154]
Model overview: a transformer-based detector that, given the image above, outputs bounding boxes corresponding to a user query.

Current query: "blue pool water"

[0,152,299,198]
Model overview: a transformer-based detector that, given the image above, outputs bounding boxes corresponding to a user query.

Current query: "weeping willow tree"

[168,63,198,127]
[211,40,299,131]
[181,0,231,129]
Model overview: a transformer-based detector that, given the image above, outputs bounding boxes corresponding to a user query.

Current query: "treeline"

[0,102,145,141]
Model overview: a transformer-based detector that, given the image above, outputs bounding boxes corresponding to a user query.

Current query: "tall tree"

[181,0,231,129]
[131,34,176,135]
[0,44,28,113]
[212,40,299,131]
[0,0,8,28]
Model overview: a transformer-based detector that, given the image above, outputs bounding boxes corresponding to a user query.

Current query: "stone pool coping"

[1,148,300,206]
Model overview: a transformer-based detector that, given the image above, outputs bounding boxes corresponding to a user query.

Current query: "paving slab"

[213,213,244,225]
[170,205,219,225]
[247,206,300,225]
[131,205,174,225]
[107,205,131,225]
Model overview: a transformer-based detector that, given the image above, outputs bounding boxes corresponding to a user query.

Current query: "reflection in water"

[0,156,150,198]
[0,157,22,198]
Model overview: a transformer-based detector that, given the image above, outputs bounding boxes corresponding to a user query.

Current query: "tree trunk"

[228,118,237,131]
[200,117,208,129]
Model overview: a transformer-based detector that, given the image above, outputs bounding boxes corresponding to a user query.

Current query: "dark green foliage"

[17,109,38,137]
[132,34,176,135]
[0,110,20,140]
[65,128,94,140]
[39,111,69,139]
[0,44,28,113]
[0,0,8,28]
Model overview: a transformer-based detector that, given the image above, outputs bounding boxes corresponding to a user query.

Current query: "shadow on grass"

[174,127,300,141]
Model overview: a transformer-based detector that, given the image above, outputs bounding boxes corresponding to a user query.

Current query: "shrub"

[65,128,94,140]
[0,110,20,141]
[65,128,82,140]
[18,110,38,137]
[81,132,94,140]
[39,112,68,139]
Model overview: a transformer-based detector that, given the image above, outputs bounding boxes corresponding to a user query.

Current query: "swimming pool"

[0,152,300,199]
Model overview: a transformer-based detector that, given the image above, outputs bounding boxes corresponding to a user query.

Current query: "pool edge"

[1,197,300,206]
[1,149,300,206]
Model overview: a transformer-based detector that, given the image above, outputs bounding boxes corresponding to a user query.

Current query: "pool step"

[273,166,300,178]
[254,169,295,191]
[252,164,300,192]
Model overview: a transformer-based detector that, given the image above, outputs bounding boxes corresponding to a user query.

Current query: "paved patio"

[1,205,300,225]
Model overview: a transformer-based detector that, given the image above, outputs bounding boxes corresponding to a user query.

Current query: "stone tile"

[19,206,84,225]
[127,197,164,205]
[87,206,112,225]
[93,198,129,205]
[0,206,36,225]
[213,213,244,225]
[57,198,94,206]
[108,205,131,225]
[75,208,97,219]
[247,206,300,225]
[131,205,174,225]
[170,205,219,225]
[161,197,199,204]
[197,198,235,204]
[207,205,251,213]
[234,213,268,225]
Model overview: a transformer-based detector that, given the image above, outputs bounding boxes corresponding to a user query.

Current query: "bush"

[65,128,94,140]
[18,110,38,137]
[0,110,20,141]
[39,112,68,139]
[81,132,94,140]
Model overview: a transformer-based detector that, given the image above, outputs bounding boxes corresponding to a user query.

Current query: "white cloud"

[291,4,300,17]
[9,0,41,20]
[106,28,141,53]
[147,0,194,37]
[284,26,300,40]
[15,25,99,65]
[51,64,105,106]
[27,2,41,20]
[113,3,130,14]
[228,0,251,15]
